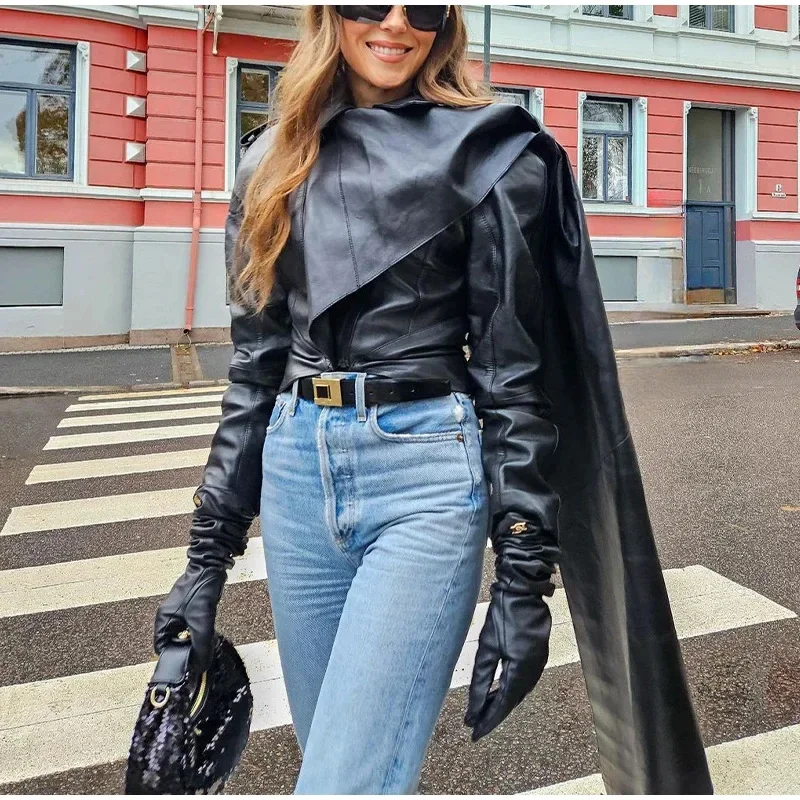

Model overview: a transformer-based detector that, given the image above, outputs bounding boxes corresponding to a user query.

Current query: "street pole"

[483,4,491,86]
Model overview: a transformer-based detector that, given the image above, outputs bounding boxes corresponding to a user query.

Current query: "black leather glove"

[465,523,555,742]
[153,488,252,672]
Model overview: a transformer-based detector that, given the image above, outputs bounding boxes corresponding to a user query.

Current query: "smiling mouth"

[366,42,412,56]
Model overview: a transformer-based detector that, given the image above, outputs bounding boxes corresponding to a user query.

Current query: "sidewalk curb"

[2,340,799,397]
[614,339,800,360]
[0,379,229,400]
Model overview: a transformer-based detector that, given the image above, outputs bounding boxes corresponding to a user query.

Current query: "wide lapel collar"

[303,99,541,329]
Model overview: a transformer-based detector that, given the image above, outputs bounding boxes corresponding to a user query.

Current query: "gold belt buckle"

[312,377,343,407]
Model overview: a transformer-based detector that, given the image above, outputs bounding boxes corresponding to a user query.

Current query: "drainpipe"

[183,6,216,337]
[483,5,491,85]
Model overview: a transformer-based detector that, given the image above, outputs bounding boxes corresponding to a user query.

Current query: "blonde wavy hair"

[235,4,498,312]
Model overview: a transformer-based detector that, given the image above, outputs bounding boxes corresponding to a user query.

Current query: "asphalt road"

[609,312,797,350]
[0,314,796,388]
[1,350,799,793]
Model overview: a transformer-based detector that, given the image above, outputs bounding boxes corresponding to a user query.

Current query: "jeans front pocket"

[265,391,291,435]
[368,392,466,443]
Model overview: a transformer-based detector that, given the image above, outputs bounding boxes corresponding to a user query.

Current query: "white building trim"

[74,41,90,186]
[224,56,240,193]
[746,107,759,218]
[139,188,193,201]
[463,5,800,92]
[0,182,140,200]
[632,96,648,208]
[533,87,544,121]
[734,105,759,220]
[5,4,200,29]
[682,101,691,206]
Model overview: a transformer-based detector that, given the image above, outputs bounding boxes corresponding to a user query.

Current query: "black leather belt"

[298,376,451,407]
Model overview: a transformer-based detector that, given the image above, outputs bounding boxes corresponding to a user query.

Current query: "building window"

[235,63,281,167]
[0,39,76,180]
[492,85,545,121]
[688,5,734,31]
[581,5,633,20]
[493,87,531,108]
[581,97,632,203]
[0,246,64,306]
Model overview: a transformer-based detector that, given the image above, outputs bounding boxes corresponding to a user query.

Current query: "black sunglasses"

[335,5,450,33]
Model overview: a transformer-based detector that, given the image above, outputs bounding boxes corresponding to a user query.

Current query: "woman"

[154,5,712,795]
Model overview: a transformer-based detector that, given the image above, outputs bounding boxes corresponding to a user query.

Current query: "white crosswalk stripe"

[56,405,221,428]
[26,448,211,484]
[44,422,219,450]
[526,724,800,794]
[2,386,799,792]
[1,486,196,536]
[76,386,227,401]
[66,394,226,412]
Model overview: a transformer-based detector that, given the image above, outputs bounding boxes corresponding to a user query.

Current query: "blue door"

[685,107,735,299]
[686,205,725,290]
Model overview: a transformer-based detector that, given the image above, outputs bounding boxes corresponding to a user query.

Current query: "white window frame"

[732,105,759,218]
[679,4,753,34]
[578,92,648,209]
[0,38,89,191]
[790,5,800,40]
[492,85,545,121]
[224,56,284,193]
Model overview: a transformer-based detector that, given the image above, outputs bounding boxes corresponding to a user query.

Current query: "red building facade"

[1,4,799,348]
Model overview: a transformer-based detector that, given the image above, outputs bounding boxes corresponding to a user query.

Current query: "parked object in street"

[795,265,800,330]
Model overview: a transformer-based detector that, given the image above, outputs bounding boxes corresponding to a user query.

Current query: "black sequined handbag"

[125,631,253,795]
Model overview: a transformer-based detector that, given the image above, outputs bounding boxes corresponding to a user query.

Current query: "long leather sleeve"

[189,184,292,557]
[464,147,561,581]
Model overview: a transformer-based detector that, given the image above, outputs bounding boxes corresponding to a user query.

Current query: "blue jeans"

[259,371,489,794]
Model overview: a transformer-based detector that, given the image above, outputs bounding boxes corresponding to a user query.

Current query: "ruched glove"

[465,521,556,742]
[153,488,254,672]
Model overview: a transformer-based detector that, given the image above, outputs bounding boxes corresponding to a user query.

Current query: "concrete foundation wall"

[750,241,800,310]
[129,229,227,338]
[0,227,795,347]
[0,227,134,341]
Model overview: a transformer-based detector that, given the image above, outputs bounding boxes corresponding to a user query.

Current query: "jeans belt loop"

[355,373,367,422]
[289,377,300,416]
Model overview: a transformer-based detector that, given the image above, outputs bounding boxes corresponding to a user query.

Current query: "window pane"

[240,69,270,104]
[35,93,69,176]
[582,134,604,200]
[607,136,630,201]
[240,110,269,139]
[689,5,707,28]
[0,90,27,174]
[0,43,72,87]
[608,6,629,18]
[494,88,529,107]
[687,108,724,202]
[711,5,731,31]
[583,99,628,132]
[582,5,604,16]
[0,246,64,306]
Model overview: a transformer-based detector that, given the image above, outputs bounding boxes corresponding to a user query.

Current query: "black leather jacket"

[191,86,712,793]
[200,89,559,571]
